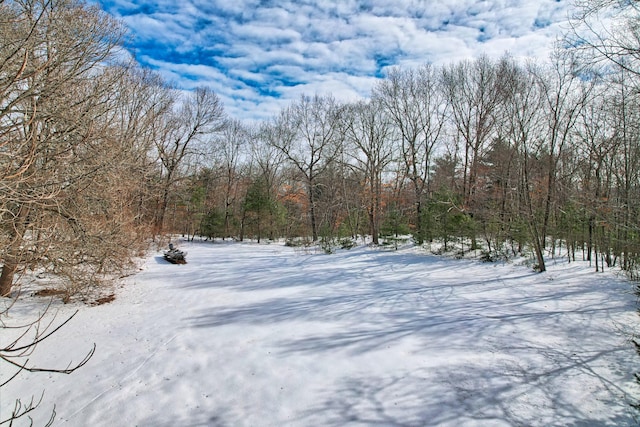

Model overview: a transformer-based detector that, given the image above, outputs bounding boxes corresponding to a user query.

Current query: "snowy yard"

[2,241,640,426]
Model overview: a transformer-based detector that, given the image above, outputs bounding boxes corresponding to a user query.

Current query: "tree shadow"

[299,359,638,427]
[137,412,229,427]
[179,244,639,425]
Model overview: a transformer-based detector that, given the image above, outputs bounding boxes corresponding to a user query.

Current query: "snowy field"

[2,240,640,426]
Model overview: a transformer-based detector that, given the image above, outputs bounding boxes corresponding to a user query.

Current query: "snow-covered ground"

[2,240,639,426]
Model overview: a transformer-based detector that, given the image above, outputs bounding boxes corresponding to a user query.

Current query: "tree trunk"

[309,183,318,241]
[1,206,30,297]
[414,198,423,244]
[521,154,546,272]
[532,232,547,272]
[0,259,18,297]
[369,208,378,244]
[239,207,246,242]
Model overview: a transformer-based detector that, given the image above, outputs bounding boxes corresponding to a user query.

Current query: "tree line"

[172,59,640,278]
[2,0,640,303]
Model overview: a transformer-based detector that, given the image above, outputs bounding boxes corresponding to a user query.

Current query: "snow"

[2,240,639,426]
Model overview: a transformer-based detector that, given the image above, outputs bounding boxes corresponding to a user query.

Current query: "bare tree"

[213,119,249,238]
[341,99,394,244]
[374,64,448,243]
[500,60,548,270]
[573,85,617,269]
[441,56,505,212]
[569,0,640,76]
[607,68,640,274]
[252,123,287,199]
[267,94,343,241]
[533,51,595,249]
[568,1,640,278]
[109,67,174,230]
[240,123,287,241]
[0,0,142,297]
[154,87,226,234]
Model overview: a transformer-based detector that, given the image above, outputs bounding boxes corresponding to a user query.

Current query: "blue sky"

[96,0,575,122]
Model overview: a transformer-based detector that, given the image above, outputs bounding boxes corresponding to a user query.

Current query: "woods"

[3,0,640,424]
[166,53,640,276]
[0,0,147,298]
[2,0,640,296]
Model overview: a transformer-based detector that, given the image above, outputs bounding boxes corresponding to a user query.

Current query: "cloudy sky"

[96,0,576,122]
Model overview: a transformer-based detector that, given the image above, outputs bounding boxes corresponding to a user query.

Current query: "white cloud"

[96,0,577,122]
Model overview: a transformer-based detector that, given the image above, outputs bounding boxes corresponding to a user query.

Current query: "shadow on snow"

[179,244,638,426]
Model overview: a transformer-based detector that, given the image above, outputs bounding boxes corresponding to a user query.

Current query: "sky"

[95,0,576,122]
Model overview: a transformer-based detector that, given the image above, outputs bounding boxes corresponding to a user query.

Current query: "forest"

[4,0,640,424]
[2,0,640,302]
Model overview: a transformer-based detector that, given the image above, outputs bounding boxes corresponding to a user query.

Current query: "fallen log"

[164,244,187,264]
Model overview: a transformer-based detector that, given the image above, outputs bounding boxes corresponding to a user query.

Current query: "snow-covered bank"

[2,241,639,426]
